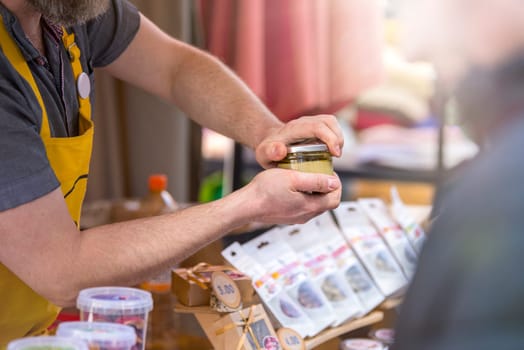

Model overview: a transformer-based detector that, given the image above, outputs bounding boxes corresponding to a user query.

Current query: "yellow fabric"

[0,18,93,347]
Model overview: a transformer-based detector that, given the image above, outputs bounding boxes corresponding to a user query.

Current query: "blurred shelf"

[203,156,441,191]
[335,162,440,183]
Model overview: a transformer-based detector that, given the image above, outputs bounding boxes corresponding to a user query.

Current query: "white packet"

[242,228,336,336]
[222,242,314,337]
[312,212,384,313]
[390,187,426,254]
[333,202,407,297]
[358,198,418,279]
[279,221,363,326]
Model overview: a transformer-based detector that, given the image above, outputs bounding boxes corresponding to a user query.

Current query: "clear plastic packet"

[333,202,407,297]
[242,228,336,336]
[279,221,363,326]
[390,187,426,254]
[358,198,418,279]
[221,242,314,338]
[312,212,384,313]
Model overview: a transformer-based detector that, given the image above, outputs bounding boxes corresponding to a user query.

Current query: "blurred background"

[83,0,478,218]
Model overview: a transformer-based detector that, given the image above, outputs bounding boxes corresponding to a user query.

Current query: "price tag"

[211,271,241,309]
[277,327,305,350]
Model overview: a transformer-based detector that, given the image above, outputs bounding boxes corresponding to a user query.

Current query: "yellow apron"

[0,17,93,346]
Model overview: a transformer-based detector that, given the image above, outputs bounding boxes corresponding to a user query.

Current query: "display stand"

[303,311,383,350]
[174,303,384,350]
[174,303,228,348]
[379,296,403,311]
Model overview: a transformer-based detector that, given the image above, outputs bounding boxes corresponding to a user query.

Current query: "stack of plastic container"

[76,286,153,350]
[7,337,89,350]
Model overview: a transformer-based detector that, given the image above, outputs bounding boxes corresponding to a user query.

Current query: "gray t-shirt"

[0,0,139,211]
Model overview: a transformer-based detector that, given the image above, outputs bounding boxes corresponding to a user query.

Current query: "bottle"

[139,174,178,217]
[138,174,179,350]
[140,174,177,293]
[110,174,178,223]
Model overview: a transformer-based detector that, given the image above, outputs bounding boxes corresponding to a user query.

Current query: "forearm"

[0,188,253,307]
[72,194,248,290]
[169,47,282,149]
[103,14,282,150]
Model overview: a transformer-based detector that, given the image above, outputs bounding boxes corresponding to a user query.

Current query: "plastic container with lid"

[56,321,136,350]
[277,139,333,175]
[76,287,153,350]
[340,338,386,350]
[7,336,89,350]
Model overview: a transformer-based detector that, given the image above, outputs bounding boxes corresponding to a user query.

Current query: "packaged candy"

[242,228,336,336]
[390,187,426,254]
[76,287,153,350]
[7,336,89,350]
[333,202,407,297]
[312,212,384,314]
[56,321,136,350]
[358,198,417,278]
[279,221,363,326]
[222,242,314,338]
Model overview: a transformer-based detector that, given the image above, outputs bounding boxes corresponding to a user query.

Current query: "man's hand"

[255,115,344,169]
[234,168,342,225]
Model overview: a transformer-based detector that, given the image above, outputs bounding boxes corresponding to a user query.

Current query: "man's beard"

[26,0,110,26]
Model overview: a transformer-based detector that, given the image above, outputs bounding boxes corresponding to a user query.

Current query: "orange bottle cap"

[149,174,167,192]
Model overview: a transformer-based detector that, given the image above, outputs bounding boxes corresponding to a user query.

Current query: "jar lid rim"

[287,143,329,153]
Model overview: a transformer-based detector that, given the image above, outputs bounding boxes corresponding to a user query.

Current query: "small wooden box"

[172,265,255,306]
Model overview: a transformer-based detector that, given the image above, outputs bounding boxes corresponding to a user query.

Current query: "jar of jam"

[278,140,333,175]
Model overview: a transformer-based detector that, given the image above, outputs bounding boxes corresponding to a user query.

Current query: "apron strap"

[61,28,92,125]
[0,17,51,137]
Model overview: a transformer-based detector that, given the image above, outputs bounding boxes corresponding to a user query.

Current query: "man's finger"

[292,172,341,194]
[278,116,344,157]
[256,141,287,167]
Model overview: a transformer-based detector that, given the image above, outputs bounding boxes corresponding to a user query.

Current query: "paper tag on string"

[277,327,305,350]
[211,271,242,310]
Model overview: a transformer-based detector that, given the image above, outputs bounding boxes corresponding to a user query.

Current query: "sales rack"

[174,301,397,349]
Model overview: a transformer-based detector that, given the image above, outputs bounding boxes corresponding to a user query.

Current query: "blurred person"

[393,0,524,349]
[0,0,343,344]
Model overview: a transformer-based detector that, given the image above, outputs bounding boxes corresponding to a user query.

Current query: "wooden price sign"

[277,327,305,350]
[211,271,242,310]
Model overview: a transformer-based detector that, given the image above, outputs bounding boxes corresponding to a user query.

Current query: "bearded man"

[0,0,344,344]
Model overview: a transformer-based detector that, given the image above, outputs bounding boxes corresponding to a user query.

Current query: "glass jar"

[278,141,333,175]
